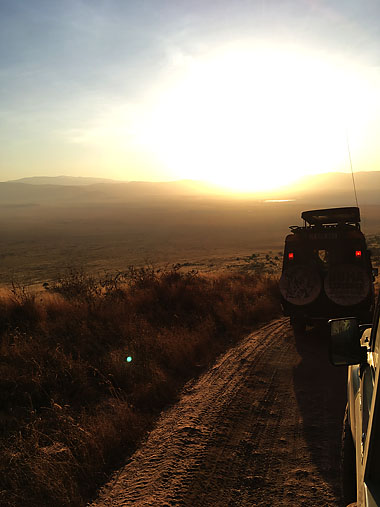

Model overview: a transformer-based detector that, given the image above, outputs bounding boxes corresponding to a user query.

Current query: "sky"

[1,0,380,191]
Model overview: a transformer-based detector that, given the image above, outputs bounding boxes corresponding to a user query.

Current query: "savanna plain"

[2,189,380,506]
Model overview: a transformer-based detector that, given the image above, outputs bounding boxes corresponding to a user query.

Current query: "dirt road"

[91,318,347,506]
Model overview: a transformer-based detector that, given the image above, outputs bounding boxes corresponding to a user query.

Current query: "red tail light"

[288,252,294,260]
[355,250,362,258]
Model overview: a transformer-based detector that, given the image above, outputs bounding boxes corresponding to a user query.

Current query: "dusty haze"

[1,172,380,286]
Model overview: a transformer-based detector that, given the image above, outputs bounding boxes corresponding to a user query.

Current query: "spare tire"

[325,264,370,306]
[279,265,322,306]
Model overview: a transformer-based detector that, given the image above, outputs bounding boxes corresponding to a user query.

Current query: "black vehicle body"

[280,207,375,328]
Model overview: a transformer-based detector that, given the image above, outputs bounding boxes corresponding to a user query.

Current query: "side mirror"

[329,317,367,366]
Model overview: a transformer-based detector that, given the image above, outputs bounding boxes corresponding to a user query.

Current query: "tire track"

[91,318,344,507]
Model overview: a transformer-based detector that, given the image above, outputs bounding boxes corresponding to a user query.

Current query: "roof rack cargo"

[301,207,360,226]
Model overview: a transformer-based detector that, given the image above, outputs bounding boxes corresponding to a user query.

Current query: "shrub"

[0,267,281,506]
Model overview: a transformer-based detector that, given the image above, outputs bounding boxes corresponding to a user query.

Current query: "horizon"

[1,168,378,189]
[1,1,380,192]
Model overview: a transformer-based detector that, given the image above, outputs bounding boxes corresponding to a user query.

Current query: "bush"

[0,267,281,506]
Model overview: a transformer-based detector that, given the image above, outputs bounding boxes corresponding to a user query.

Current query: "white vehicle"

[330,304,380,506]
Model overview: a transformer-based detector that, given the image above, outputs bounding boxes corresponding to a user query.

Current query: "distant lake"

[264,199,295,203]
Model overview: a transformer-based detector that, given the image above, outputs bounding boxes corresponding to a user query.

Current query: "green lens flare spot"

[126,356,133,363]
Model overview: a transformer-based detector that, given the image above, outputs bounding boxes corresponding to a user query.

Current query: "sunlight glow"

[138,44,377,192]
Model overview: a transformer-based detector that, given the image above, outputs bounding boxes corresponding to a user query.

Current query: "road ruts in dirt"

[91,318,346,507]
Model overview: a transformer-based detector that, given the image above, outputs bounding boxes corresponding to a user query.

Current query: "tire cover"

[324,264,370,306]
[279,265,322,306]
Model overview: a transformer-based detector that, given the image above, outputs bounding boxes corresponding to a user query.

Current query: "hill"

[2,171,380,206]
[0,179,225,205]
[278,171,380,201]
[8,176,119,186]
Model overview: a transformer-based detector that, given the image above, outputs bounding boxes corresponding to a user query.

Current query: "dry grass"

[0,266,281,506]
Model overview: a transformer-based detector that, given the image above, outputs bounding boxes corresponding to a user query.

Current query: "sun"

[138,44,375,192]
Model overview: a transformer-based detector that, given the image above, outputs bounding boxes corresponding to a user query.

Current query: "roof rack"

[301,207,360,226]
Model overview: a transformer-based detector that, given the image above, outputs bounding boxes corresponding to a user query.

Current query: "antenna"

[346,133,359,208]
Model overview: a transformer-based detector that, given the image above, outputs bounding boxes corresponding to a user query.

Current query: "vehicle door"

[356,299,380,505]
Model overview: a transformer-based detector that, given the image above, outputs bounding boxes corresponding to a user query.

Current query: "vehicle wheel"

[291,317,306,334]
[342,405,357,506]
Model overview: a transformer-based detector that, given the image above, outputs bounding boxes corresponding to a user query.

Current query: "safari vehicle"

[279,207,375,332]
[330,299,380,506]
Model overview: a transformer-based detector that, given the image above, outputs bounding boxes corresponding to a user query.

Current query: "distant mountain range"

[272,171,380,207]
[1,171,380,206]
[0,176,225,205]
[9,176,119,186]
[284,171,380,194]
